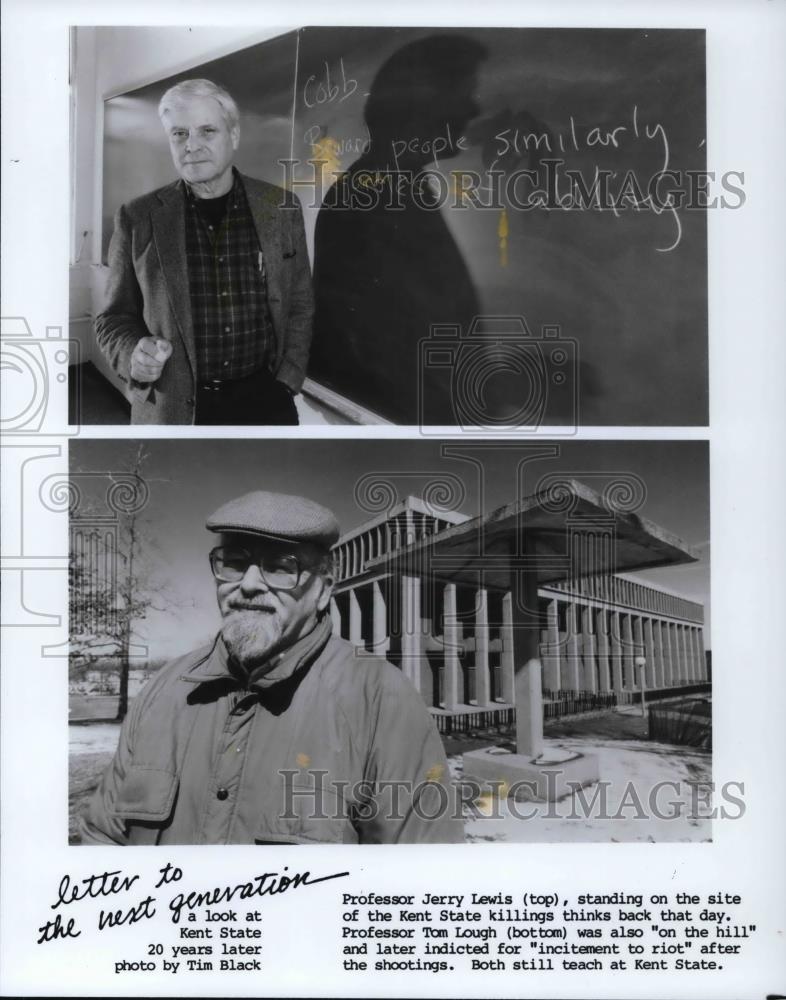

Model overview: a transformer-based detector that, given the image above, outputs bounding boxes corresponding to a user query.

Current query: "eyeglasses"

[209,545,303,590]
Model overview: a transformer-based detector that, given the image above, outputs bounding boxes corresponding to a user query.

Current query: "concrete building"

[329,495,707,722]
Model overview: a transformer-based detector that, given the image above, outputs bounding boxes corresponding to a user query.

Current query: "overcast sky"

[70,439,709,659]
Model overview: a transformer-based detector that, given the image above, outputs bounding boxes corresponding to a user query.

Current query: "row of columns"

[334,510,457,583]
[540,600,707,694]
[331,579,390,652]
[330,580,707,712]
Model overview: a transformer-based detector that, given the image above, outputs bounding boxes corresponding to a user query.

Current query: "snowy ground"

[70,722,122,755]
[450,733,711,843]
[70,709,712,844]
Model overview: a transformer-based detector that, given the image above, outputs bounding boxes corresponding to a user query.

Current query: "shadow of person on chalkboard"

[311,34,489,425]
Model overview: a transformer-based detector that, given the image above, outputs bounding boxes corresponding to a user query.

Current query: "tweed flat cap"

[206,491,340,548]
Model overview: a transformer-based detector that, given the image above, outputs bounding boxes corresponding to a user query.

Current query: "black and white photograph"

[1,1,785,998]
[68,439,711,847]
[68,24,709,427]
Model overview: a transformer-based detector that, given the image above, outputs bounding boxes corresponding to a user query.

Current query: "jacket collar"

[234,171,283,312]
[181,167,242,210]
[150,180,194,377]
[180,615,333,692]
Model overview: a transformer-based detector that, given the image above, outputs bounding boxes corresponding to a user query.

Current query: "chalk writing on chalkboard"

[101,26,708,426]
[295,28,708,426]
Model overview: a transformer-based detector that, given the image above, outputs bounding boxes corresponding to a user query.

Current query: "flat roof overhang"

[364,479,699,590]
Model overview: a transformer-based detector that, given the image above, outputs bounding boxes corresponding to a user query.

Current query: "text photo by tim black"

[69,439,713,847]
[69,25,712,429]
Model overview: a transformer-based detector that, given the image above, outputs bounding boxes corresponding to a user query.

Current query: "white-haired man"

[96,79,313,425]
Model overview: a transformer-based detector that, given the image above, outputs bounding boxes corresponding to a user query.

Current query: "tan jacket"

[95,173,314,424]
[82,618,464,845]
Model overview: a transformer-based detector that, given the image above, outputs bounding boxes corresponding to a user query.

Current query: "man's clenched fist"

[129,337,173,383]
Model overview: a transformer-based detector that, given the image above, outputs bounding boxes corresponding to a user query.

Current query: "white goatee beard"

[222,610,284,672]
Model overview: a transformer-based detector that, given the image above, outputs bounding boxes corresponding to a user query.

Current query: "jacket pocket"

[113,765,179,823]
[254,786,352,845]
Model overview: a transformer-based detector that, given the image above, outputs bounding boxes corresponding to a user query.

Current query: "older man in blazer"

[96,79,313,425]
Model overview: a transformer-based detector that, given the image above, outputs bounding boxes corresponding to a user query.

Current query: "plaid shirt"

[184,172,275,381]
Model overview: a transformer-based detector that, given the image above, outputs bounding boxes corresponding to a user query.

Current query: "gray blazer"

[95,174,314,424]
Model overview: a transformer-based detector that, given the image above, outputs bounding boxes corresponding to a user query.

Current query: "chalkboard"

[102,26,707,426]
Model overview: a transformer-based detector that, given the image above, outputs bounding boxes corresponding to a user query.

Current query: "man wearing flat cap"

[82,491,463,845]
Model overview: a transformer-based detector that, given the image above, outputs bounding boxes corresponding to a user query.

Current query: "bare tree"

[114,443,145,720]
[69,443,181,720]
